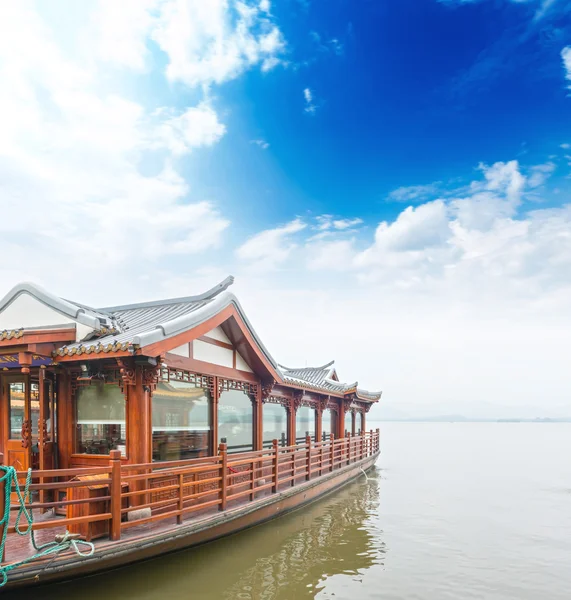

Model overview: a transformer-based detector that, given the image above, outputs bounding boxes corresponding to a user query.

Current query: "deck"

[0,431,380,587]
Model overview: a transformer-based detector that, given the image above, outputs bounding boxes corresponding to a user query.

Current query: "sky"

[1,0,571,420]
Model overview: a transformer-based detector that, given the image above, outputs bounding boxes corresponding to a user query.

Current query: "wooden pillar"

[0,452,5,563]
[288,398,296,446]
[211,377,219,455]
[58,371,73,470]
[109,449,122,541]
[254,386,263,450]
[316,405,323,443]
[338,400,346,438]
[127,367,151,465]
[361,411,366,435]
[351,410,356,436]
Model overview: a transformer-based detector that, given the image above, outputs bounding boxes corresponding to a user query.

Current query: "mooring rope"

[0,465,95,587]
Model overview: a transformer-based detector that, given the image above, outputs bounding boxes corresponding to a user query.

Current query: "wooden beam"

[164,354,258,384]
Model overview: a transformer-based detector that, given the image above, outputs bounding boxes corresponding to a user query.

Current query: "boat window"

[218,388,253,453]
[8,382,25,440]
[262,402,287,448]
[296,405,316,443]
[152,381,211,461]
[322,407,337,440]
[30,382,40,444]
[75,383,126,456]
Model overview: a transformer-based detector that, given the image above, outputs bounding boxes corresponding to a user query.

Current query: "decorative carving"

[142,364,161,392]
[343,399,353,413]
[292,390,304,412]
[218,377,258,400]
[261,380,275,403]
[266,394,290,409]
[160,367,215,398]
[116,359,136,389]
[40,420,49,448]
[21,420,31,449]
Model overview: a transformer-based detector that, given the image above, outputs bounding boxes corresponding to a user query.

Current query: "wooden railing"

[0,429,379,558]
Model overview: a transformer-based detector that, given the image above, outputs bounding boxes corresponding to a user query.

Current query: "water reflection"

[7,467,385,600]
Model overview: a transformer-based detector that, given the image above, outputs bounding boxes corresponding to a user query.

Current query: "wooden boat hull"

[4,452,379,590]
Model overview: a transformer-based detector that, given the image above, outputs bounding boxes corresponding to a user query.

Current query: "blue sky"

[1,0,571,418]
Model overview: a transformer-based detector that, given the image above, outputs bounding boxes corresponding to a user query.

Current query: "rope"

[0,466,95,587]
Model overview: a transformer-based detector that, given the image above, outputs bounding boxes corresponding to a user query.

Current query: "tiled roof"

[57,277,244,357]
[279,362,381,402]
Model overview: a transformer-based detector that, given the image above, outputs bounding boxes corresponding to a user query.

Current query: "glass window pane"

[152,381,211,461]
[262,403,287,448]
[296,406,316,443]
[322,408,337,440]
[8,382,25,440]
[76,383,126,455]
[218,389,253,453]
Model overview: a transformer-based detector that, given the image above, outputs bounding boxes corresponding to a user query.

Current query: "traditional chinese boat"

[0,277,381,589]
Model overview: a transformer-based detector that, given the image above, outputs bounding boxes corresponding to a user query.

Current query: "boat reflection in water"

[6,467,385,600]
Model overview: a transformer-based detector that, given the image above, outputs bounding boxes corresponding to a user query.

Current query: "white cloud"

[316,215,363,231]
[90,0,159,71]
[303,87,317,114]
[562,46,571,88]
[388,182,442,203]
[527,161,556,188]
[154,104,227,155]
[306,240,355,271]
[560,143,571,149]
[251,138,270,149]
[236,219,306,269]
[152,0,286,87]
[0,1,240,300]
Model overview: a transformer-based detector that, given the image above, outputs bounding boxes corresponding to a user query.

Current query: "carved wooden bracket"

[261,380,275,403]
[116,358,136,391]
[142,365,161,392]
[21,419,31,449]
[292,390,304,412]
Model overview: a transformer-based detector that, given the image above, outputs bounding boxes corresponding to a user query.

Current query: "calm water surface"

[6,422,571,599]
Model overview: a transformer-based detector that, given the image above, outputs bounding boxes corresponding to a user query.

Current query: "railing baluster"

[109,449,122,541]
[306,436,312,481]
[330,434,334,472]
[219,443,227,511]
[272,439,279,493]
[177,472,184,524]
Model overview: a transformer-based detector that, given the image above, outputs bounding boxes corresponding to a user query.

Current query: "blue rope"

[0,466,95,587]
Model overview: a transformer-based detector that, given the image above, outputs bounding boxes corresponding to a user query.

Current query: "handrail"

[0,430,380,557]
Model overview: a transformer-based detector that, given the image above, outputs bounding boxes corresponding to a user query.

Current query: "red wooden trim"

[0,328,76,347]
[140,305,283,384]
[164,354,259,384]
[197,335,233,351]
[232,350,236,370]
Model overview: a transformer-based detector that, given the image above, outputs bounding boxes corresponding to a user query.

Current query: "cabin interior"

[0,278,381,475]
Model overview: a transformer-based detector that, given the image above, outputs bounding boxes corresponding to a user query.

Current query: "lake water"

[4,422,571,599]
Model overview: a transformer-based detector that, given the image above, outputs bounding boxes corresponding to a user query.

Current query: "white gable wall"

[193,339,233,368]
[0,293,93,341]
[235,351,253,373]
[204,326,231,343]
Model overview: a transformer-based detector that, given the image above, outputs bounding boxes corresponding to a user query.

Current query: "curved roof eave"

[0,282,108,330]
[134,290,280,372]
[278,359,335,372]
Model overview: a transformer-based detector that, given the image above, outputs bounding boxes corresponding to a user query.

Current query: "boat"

[0,277,381,589]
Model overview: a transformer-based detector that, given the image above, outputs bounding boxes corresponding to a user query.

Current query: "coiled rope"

[0,465,95,587]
